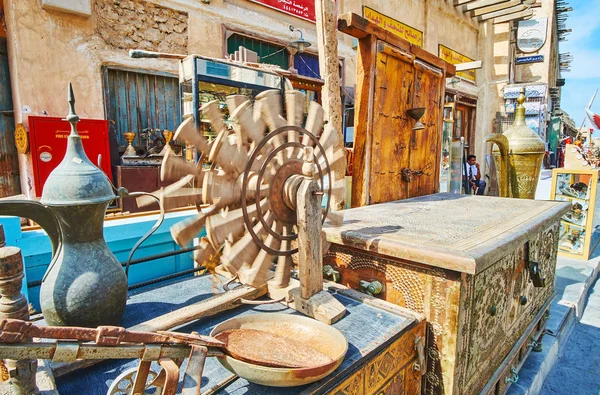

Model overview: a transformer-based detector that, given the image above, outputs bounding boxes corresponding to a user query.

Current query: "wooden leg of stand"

[291,179,346,324]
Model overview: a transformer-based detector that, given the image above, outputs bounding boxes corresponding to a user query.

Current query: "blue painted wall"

[0,210,201,312]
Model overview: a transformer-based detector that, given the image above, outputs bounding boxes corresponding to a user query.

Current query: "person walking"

[466,154,486,195]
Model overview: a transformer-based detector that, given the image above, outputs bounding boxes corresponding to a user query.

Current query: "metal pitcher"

[486,88,545,199]
[0,85,127,327]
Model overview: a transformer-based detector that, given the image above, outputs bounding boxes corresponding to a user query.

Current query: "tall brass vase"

[486,88,545,199]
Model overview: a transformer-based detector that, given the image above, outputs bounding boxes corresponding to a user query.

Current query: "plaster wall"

[471,20,513,190]
[345,0,479,59]
[3,0,531,199]
[514,1,557,86]
[3,0,357,197]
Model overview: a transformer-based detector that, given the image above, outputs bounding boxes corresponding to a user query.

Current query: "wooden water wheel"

[154,89,346,290]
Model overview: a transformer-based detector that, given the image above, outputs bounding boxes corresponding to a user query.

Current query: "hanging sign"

[363,6,423,48]
[516,55,544,64]
[439,45,476,83]
[517,18,547,53]
[248,0,316,22]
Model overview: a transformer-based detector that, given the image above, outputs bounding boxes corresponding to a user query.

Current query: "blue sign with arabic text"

[516,55,544,65]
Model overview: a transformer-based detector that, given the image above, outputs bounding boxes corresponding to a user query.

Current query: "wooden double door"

[341,14,451,207]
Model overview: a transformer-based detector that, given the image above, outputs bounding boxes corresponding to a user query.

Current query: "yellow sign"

[439,45,476,83]
[363,6,423,48]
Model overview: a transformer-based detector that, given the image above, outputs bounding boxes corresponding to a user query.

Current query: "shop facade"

[0,0,563,200]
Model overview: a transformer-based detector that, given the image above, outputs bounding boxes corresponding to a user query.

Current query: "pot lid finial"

[40,83,116,205]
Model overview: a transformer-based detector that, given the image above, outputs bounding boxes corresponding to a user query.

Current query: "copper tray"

[209,313,348,387]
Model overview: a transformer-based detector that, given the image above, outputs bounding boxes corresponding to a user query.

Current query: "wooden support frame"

[462,0,512,12]
[479,4,528,21]
[493,9,533,23]
[471,0,520,16]
[337,13,455,207]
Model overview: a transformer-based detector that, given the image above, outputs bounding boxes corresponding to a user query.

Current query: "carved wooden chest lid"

[323,193,570,274]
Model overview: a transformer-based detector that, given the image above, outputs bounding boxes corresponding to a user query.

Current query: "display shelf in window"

[551,168,600,260]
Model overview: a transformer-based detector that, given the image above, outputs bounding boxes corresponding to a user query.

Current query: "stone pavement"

[540,276,600,394]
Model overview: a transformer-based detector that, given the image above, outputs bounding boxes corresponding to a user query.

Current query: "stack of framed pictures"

[551,169,600,260]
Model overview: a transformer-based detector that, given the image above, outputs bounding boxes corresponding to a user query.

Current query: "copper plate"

[214,328,333,368]
[210,313,347,387]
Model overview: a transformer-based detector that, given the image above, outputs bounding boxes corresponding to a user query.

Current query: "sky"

[559,0,600,126]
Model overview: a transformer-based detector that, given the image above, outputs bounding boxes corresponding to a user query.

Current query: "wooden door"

[369,42,414,203]
[339,13,453,207]
[409,61,444,198]
[102,67,181,166]
[360,41,444,205]
[455,104,475,153]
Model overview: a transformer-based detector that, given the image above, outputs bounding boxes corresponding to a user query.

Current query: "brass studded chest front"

[323,193,570,394]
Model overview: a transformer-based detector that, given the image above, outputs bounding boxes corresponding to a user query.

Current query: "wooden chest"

[323,193,570,394]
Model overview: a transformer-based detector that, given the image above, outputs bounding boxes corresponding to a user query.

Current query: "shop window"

[206,61,230,78]
[102,67,181,164]
[227,33,289,70]
[294,52,320,79]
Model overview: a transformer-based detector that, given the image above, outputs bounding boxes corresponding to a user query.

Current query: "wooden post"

[315,0,345,210]
[296,176,324,300]
[0,225,38,394]
[284,148,346,324]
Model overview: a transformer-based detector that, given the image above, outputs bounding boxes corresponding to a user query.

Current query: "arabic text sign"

[439,45,475,83]
[363,6,423,48]
[248,0,315,22]
[516,55,544,65]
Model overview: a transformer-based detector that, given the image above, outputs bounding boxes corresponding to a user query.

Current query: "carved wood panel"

[326,222,560,395]
[465,251,514,379]
[331,369,365,395]
[460,224,559,393]
[408,62,443,197]
[324,247,460,395]
[327,319,425,395]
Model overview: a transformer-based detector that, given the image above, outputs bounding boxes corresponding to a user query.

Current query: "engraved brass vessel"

[486,88,545,199]
[0,84,127,327]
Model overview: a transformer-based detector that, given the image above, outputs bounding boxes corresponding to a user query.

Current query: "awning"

[452,0,536,24]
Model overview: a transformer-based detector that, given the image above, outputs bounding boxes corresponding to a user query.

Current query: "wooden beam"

[455,60,483,71]
[471,0,520,16]
[316,0,345,210]
[493,9,533,24]
[462,0,511,12]
[454,0,477,5]
[479,4,527,21]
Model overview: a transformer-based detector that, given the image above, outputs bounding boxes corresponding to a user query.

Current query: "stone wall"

[95,0,188,53]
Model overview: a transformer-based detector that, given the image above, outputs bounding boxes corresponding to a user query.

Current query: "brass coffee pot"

[486,88,545,199]
[0,85,127,327]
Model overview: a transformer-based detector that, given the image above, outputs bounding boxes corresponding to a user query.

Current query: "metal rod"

[127,266,206,290]
[129,49,187,60]
[201,374,239,395]
[123,243,205,267]
[27,245,206,289]
[0,343,223,360]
